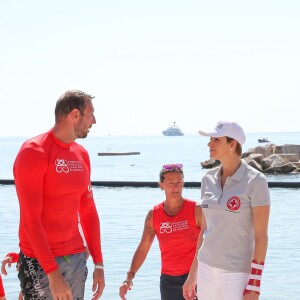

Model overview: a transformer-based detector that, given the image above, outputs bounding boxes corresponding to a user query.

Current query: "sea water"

[1,133,300,299]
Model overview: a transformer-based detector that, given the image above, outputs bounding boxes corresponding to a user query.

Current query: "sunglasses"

[161,164,183,172]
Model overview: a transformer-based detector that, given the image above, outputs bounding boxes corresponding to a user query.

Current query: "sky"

[0,0,299,137]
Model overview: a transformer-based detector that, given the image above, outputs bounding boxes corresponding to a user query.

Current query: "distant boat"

[258,138,270,143]
[162,122,184,136]
[98,152,140,156]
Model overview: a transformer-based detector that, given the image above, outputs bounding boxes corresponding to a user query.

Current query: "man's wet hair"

[55,90,94,123]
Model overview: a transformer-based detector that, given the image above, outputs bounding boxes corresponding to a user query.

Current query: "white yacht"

[162,122,184,136]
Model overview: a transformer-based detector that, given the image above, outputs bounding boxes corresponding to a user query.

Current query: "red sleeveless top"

[153,199,200,276]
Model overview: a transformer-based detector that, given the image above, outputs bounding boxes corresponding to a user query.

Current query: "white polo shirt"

[198,160,270,273]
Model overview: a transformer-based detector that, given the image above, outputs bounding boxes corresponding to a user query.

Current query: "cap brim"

[198,130,219,137]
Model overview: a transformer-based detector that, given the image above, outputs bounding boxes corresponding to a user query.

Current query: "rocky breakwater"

[201,144,300,174]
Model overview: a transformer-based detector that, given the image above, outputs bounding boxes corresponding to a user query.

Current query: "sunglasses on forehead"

[161,164,183,172]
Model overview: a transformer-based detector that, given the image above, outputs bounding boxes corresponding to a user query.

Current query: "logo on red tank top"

[227,196,241,211]
[160,222,173,233]
[159,220,189,234]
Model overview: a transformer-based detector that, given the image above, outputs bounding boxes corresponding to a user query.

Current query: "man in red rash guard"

[13,90,104,300]
[119,164,201,300]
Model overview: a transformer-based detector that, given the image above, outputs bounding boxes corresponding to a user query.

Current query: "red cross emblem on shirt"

[227,196,241,211]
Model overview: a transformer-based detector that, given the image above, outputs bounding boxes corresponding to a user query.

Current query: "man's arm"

[79,182,104,299]
[119,209,155,300]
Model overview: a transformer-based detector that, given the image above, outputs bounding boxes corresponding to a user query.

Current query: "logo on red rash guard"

[55,159,69,173]
[55,159,84,173]
[227,196,241,211]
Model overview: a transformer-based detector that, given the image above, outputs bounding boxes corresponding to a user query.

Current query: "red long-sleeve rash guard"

[13,130,103,274]
[6,252,19,263]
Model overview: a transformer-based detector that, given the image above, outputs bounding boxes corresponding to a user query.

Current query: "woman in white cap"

[183,121,270,300]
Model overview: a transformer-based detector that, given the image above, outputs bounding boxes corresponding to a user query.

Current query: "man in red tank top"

[119,164,202,300]
[13,90,105,299]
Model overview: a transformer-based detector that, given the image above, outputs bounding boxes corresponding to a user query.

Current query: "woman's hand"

[182,275,197,300]
[119,280,133,300]
[243,291,259,300]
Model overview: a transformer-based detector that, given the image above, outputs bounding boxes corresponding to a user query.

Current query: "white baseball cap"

[198,121,246,145]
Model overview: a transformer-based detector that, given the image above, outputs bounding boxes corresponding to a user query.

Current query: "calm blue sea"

[1,133,300,300]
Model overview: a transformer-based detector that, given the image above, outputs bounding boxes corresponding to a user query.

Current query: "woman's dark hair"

[159,170,184,183]
[226,137,242,156]
[55,90,94,123]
